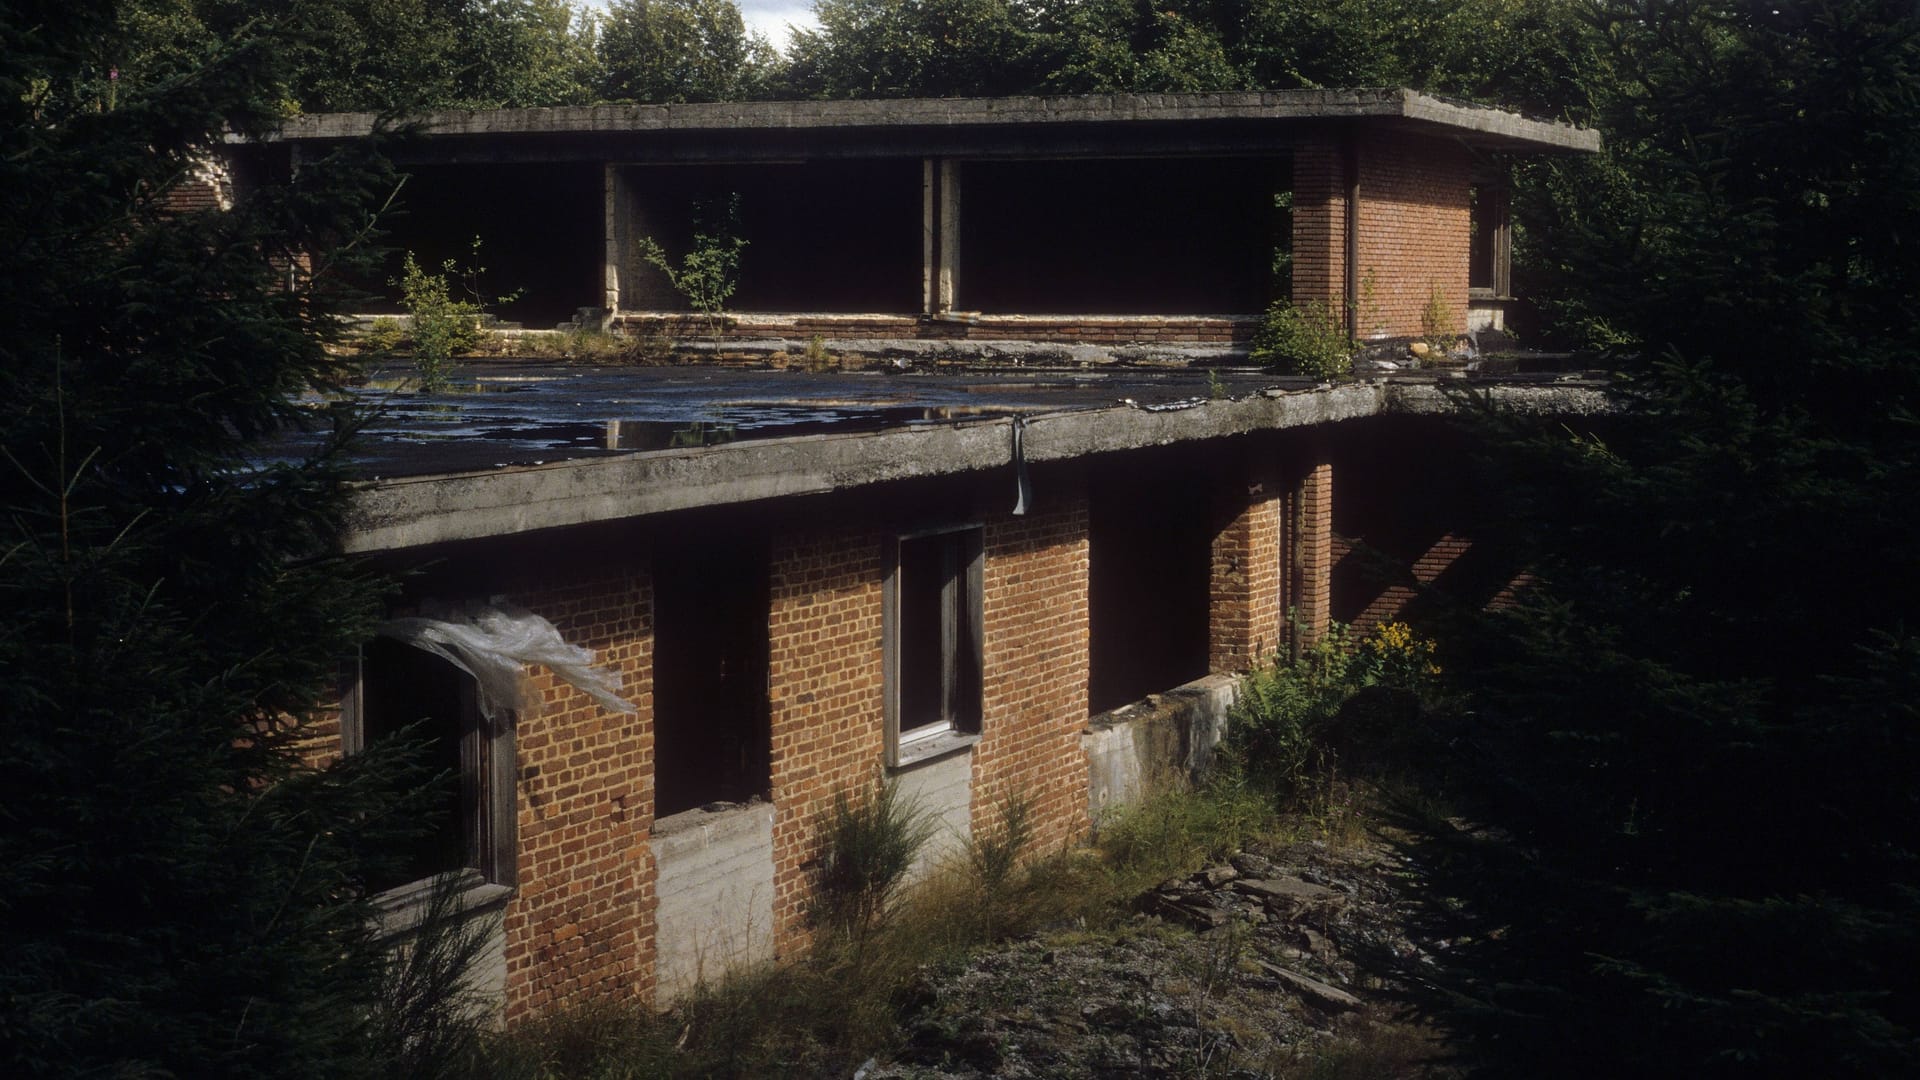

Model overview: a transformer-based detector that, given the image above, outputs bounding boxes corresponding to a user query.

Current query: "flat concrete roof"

[267,90,1599,158]
[330,364,1610,554]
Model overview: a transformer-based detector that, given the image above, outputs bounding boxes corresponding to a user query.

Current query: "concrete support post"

[1209,471,1285,673]
[922,159,937,314]
[1290,457,1334,650]
[937,158,962,313]
[603,164,622,315]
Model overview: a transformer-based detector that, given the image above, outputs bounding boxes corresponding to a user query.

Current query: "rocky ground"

[860,834,1465,1080]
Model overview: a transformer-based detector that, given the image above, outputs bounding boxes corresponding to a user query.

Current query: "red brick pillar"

[1291,135,1349,317]
[1210,477,1285,672]
[765,527,886,954]
[1291,460,1334,650]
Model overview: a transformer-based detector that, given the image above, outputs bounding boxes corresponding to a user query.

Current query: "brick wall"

[156,157,234,216]
[1292,132,1473,339]
[973,499,1092,853]
[1209,476,1285,672]
[501,564,656,1020]
[765,525,888,951]
[309,559,659,1021]
[1346,533,1472,633]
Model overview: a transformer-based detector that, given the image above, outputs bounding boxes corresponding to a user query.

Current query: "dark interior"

[959,156,1286,314]
[368,162,606,328]
[623,160,923,313]
[1088,455,1213,714]
[652,534,772,817]
[360,637,469,887]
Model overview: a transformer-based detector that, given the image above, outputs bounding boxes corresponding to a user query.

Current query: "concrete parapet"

[1084,673,1242,821]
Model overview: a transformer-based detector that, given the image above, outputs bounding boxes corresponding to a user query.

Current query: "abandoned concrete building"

[245,91,1600,1020]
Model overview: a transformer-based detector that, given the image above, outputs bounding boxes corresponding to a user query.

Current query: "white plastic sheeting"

[376,602,636,723]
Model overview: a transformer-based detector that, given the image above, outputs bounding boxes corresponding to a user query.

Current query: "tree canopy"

[1,2,460,1075]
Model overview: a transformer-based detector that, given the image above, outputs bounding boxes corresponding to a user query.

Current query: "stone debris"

[868,835,1452,1078]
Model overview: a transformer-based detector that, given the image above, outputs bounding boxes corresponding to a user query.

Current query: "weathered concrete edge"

[340,380,1611,553]
[266,89,1596,153]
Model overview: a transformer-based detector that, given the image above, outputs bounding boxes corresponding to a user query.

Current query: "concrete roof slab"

[265,90,1597,156]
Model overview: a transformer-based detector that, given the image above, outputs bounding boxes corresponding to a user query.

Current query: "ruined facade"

[254,90,1593,342]
[264,93,1599,1020]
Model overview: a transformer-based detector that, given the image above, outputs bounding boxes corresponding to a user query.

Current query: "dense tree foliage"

[0,3,457,1075]
[598,0,776,103]
[101,0,604,112]
[1430,2,1920,1075]
[782,0,1592,104]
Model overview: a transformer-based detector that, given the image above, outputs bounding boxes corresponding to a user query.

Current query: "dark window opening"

[959,157,1286,314]
[361,163,606,328]
[621,160,922,313]
[1088,460,1212,714]
[654,538,771,817]
[353,637,513,894]
[1469,182,1511,298]
[888,527,984,761]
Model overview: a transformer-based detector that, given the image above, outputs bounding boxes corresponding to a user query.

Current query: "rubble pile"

[866,837,1455,1079]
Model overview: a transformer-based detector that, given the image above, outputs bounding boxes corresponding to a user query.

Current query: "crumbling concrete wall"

[652,801,775,999]
[894,748,973,876]
[1084,673,1242,820]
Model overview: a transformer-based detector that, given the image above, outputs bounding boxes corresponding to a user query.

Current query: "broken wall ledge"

[341,379,1611,554]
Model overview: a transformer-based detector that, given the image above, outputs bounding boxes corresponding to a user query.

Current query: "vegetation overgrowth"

[460,623,1434,1078]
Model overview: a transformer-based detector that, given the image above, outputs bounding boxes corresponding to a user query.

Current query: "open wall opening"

[958,156,1286,314]
[620,160,922,313]
[1329,418,1524,629]
[1088,454,1212,714]
[367,163,605,328]
[653,534,771,817]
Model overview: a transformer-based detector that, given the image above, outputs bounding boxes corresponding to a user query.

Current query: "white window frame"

[884,525,985,768]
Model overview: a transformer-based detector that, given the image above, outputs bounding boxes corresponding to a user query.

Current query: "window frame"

[883,524,985,768]
[1468,180,1513,301]
[341,638,518,924]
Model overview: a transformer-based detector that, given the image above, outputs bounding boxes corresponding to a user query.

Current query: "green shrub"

[636,194,747,339]
[395,252,483,390]
[359,316,406,354]
[1250,299,1352,378]
[809,779,934,941]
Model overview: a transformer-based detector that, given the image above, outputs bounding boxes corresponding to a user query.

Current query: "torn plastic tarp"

[376,603,636,723]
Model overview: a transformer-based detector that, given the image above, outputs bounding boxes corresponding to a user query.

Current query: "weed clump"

[1251,299,1352,378]
[809,779,935,941]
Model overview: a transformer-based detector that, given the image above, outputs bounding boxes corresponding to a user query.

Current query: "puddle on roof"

[472,405,1020,454]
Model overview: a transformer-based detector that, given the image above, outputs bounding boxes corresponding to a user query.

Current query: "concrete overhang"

[340,377,1611,554]
[262,89,1598,164]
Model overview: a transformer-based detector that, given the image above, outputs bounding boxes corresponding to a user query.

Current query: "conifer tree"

[0,4,453,1076]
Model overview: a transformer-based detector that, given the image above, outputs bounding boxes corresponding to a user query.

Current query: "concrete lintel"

[263,90,1596,155]
[340,379,1610,553]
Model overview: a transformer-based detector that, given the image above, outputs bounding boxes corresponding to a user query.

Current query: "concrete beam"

[262,90,1598,156]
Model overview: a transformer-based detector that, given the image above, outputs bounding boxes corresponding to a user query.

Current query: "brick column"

[975,500,1091,854]
[765,527,886,954]
[501,565,656,1020]
[1209,477,1285,672]
[1291,460,1334,649]
[1291,135,1349,317]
